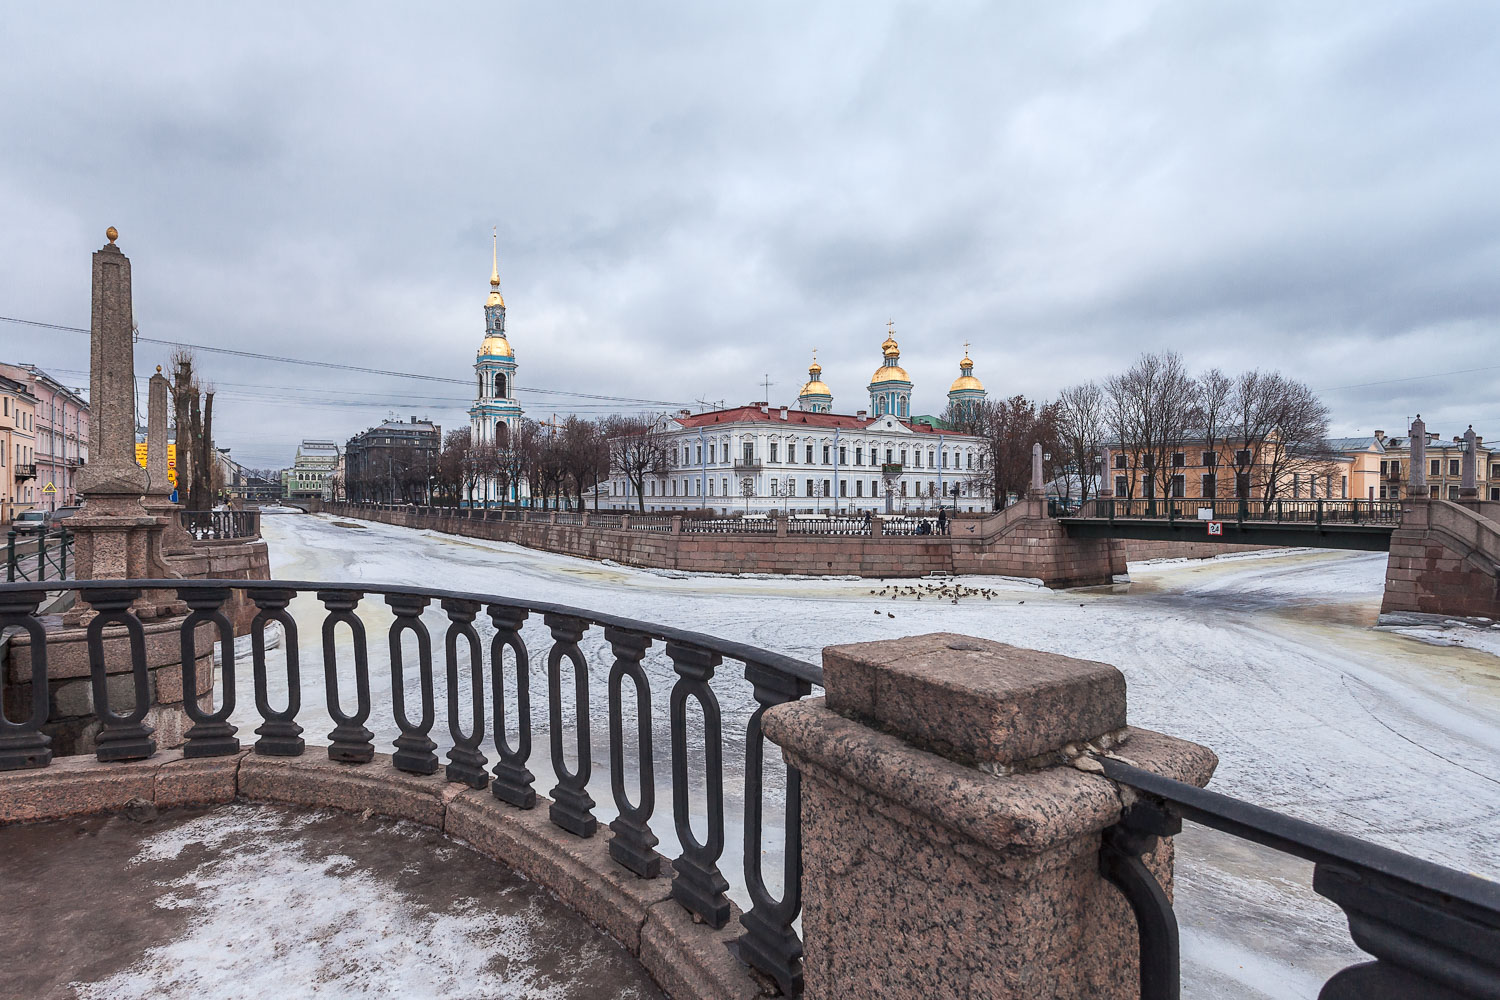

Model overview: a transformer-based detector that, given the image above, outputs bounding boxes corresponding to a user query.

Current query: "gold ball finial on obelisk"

[106,226,119,244]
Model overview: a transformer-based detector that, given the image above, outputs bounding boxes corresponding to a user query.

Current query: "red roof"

[673,405,960,436]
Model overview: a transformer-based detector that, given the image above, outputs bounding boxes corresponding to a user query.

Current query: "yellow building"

[1,373,39,522]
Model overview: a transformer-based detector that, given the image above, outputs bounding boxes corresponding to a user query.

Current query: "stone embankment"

[318,498,1130,586]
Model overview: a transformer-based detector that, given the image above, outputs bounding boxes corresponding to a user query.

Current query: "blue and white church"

[468,232,527,504]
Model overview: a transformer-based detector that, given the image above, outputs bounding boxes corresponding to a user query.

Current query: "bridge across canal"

[1056,498,1402,552]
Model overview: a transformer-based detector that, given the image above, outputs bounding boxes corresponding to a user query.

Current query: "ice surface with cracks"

[241,512,1500,1000]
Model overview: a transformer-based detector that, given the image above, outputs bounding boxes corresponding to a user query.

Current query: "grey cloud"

[1,1,1496,468]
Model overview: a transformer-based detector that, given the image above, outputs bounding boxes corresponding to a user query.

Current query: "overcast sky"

[2,2,1497,469]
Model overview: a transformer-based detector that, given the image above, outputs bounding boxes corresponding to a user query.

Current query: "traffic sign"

[1207,521,1223,536]
[169,489,179,504]
[42,482,56,494]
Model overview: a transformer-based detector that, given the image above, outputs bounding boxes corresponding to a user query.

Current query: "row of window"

[2,397,34,429]
[1114,451,1251,470]
[680,443,979,471]
[1113,472,1351,499]
[1382,459,1500,479]
[615,477,976,499]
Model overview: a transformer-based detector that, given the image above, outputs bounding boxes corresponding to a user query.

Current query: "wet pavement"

[0,803,664,1000]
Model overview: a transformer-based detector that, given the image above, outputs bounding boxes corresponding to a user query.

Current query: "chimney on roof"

[1374,430,1385,442]
[779,406,788,420]
[679,409,691,419]
[411,415,418,423]
[856,409,867,421]
[758,403,769,414]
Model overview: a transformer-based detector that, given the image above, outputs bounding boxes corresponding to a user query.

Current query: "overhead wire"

[0,314,692,407]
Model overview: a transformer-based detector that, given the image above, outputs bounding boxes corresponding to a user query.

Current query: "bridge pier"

[1382,498,1500,621]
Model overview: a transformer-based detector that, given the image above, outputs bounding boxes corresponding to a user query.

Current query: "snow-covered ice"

[239,512,1500,1000]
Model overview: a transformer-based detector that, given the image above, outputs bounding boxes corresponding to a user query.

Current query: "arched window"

[496,373,507,398]
[495,421,509,448]
[478,373,484,396]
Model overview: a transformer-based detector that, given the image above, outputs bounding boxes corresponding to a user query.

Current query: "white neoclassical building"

[602,329,991,515]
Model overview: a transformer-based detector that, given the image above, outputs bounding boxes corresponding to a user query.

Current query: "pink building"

[0,363,89,510]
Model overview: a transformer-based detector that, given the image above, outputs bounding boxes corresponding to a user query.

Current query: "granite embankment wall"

[1121,538,1276,562]
[318,500,1124,586]
[1382,498,1500,619]
[164,537,272,633]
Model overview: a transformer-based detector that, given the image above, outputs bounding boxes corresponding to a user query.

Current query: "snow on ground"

[3,804,661,1000]
[246,513,1500,1000]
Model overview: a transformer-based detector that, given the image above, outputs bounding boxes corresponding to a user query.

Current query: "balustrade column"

[486,605,535,807]
[546,614,596,836]
[442,598,489,787]
[762,634,1215,999]
[667,641,731,927]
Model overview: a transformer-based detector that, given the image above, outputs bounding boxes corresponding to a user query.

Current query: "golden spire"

[486,227,505,308]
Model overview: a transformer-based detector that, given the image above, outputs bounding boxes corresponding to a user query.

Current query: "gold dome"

[800,379,832,397]
[881,335,900,358]
[479,334,513,358]
[870,364,910,385]
[486,289,505,308]
[808,360,822,377]
[949,374,984,392]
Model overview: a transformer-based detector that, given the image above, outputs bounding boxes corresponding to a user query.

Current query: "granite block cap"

[822,632,1126,767]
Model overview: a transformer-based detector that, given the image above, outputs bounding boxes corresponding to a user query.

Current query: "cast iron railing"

[787,516,870,536]
[180,509,262,540]
[0,578,818,996]
[1076,498,1403,525]
[627,515,675,532]
[1096,755,1500,1000]
[4,527,71,583]
[682,518,776,534]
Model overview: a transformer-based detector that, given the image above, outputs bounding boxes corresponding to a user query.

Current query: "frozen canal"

[245,511,1499,1000]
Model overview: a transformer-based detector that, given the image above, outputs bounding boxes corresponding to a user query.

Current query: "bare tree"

[1193,368,1234,499]
[559,416,609,510]
[437,429,470,506]
[1055,381,1105,502]
[972,396,1060,508]
[603,413,671,512]
[1104,351,1194,504]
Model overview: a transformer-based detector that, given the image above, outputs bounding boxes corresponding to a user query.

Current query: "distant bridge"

[1056,498,1402,552]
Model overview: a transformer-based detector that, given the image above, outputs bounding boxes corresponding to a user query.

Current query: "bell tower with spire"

[468,229,525,502]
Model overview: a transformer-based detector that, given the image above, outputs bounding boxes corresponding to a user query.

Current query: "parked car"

[47,506,81,526]
[10,510,47,531]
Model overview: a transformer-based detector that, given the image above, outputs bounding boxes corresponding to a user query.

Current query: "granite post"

[762,633,1216,999]
[1031,441,1044,496]
[66,228,179,598]
[1460,425,1479,500]
[1408,415,1428,498]
[142,365,193,554]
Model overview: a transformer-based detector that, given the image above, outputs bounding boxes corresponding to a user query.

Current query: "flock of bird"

[868,580,1012,609]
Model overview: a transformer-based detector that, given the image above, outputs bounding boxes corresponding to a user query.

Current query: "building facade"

[344,417,442,502]
[468,234,526,505]
[602,332,990,514]
[0,374,39,522]
[0,363,88,511]
[282,440,340,500]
